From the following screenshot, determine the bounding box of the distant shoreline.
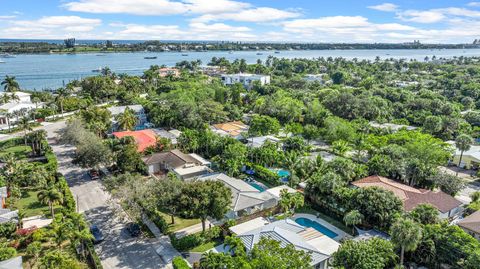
[2,39,480,55]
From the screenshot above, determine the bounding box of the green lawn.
[158,211,201,232]
[0,145,31,159]
[190,241,220,253]
[14,190,60,218]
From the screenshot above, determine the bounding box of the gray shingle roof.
[237,219,331,265]
[197,173,275,212]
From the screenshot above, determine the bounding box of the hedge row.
[249,163,281,186]
[170,226,221,252]
[0,137,23,150]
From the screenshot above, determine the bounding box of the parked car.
[88,170,100,180]
[127,222,141,237]
[90,225,104,244]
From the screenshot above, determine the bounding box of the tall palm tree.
[18,117,33,146]
[390,217,423,267]
[55,87,70,116]
[37,187,63,219]
[343,210,364,234]
[455,134,474,173]
[116,107,137,131]
[1,75,20,92]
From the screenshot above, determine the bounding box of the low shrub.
[170,233,204,252]
[172,256,190,269]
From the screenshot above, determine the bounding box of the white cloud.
[0,16,102,39]
[193,7,301,23]
[189,22,250,32]
[368,3,398,12]
[183,0,251,14]
[281,16,419,43]
[0,15,16,20]
[64,0,269,17]
[397,7,480,24]
[64,0,187,16]
[107,22,254,40]
[64,0,300,23]
[467,2,480,7]
[397,10,446,23]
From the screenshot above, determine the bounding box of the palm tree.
[32,96,41,109]
[343,210,364,234]
[391,218,423,267]
[116,107,137,131]
[18,117,33,146]
[37,187,63,219]
[455,134,474,174]
[55,87,70,116]
[0,93,10,105]
[224,235,245,256]
[1,75,20,92]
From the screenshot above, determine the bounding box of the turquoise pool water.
[248,182,266,192]
[269,169,290,182]
[295,218,338,239]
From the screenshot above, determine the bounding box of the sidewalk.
[142,216,180,267]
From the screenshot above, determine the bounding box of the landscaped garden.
[0,133,102,268]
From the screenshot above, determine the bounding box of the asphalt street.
[44,121,167,269]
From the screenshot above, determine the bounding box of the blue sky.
[1,0,480,43]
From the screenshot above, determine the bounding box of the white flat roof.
[189,153,211,166]
[229,217,269,235]
[173,165,209,176]
[265,185,296,199]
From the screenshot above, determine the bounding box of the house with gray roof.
[197,173,277,219]
[143,149,211,179]
[231,218,340,269]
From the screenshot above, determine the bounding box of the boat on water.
[0,60,5,64]
[181,54,188,56]
[256,52,263,55]
[229,51,234,54]
[0,53,15,58]
[92,67,102,73]
[144,56,157,59]
[96,54,106,56]
[274,51,280,54]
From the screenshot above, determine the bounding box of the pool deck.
[292,213,347,242]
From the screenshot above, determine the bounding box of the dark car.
[127,223,141,237]
[90,225,104,244]
[88,170,100,180]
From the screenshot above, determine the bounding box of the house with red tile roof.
[112,129,157,152]
[352,175,463,219]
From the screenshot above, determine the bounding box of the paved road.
[44,121,169,269]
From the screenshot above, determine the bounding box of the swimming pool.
[295,217,338,238]
[269,169,290,182]
[248,182,266,192]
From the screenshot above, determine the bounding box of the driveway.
[45,121,168,269]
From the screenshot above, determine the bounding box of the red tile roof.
[112,129,157,152]
[352,175,462,213]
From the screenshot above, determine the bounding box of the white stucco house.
[221,73,270,88]
[0,91,36,125]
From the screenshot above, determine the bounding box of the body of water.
[1,49,480,90]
